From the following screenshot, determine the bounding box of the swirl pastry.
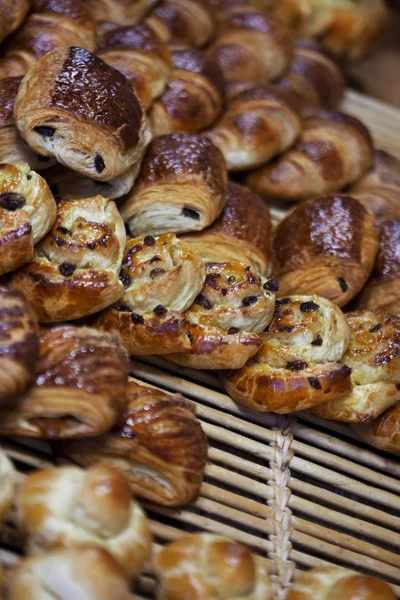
[0,163,57,276]
[352,402,400,454]
[0,0,29,45]
[153,533,272,600]
[9,195,126,322]
[14,47,151,182]
[87,0,158,26]
[0,449,16,525]
[17,465,152,578]
[223,295,352,413]
[62,381,208,507]
[150,48,225,136]
[310,311,400,422]
[204,85,301,171]
[120,134,227,237]
[273,194,379,307]
[246,111,373,202]
[0,325,129,439]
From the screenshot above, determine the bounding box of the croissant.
[86,0,157,25]
[8,195,126,322]
[273,194,380,307]
[223,295,352,413]
[153,533,272,600]
[149,48,225,136]
[14,47,151,182]
[352,402,400,454]
[246,111,374,202]
[62,381,208,507]
[0,325,129,439]
[309,310,400,422]
[94,233,205,355]
[204,85,301,171]
[120,134,227,237]
[0,0,29,45]
[0,449,16,526]
[0,163,57,276]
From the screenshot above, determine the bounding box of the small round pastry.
[87,0,158,25]
[8,195,126,322]
[94,233,205,355]
[0,163,57,276]
[223,295,352,413]
[153,533,272,600]
[0,449,17,525]
[0,0,29,45]
[310,311,400,422]
[352,402,400,454]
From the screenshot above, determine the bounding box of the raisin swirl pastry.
[0,448,17,525]
[62,381,208,507]
[352,402,400,454]
[310,311,400,422]
[0,325,129,439]
[95,233,205,355]
[0,163,57,276]
[0,0,29,45]
[223,295,352,413]
[9,195,126,322]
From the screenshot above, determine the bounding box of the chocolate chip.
[34,126,55,137]
[131,312,144,324]
[0,193,26,211]
[246,272,258,284]
[57,226,70,235]
[286,360,308,371]
[150,268,165,278]
[183,207,200,220]
[154,304,167,316]
[276,297,291,306]
[56,239,66,247]
[369,323,382,333]
[281,326,293,332]
[221,288,227,296]
[308,377,322,389]
[264,278,279,292]
[205,273,220,289]
[94,154,105,173]
[227,327,240,334]
[338,278,348,292]
[120,274,131,288]
[311,334,323,346]
[300,301,319,312]
[27,174,32,180]
[228,276,236,284]
[144,235,155,246]
[59,263,76,277]
[196,295,212,309]
[243,296,258,306]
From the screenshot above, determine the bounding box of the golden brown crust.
[0,0,29,44]
[87,0,158,26]
[352,402,400,454]
[0,449,17,525]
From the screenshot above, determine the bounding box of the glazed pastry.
[0,287,39,408]
[0,0,29,44]
[246,111,373,202]
[0,325,129,439]
[310,311,400,422]
[352,402,400,454]
[204,85,301,171]
[168,261,276,370]
[182,182,272,277]
[273,194,379,307]
[146,0,215,48]
[149,48,225,136]
[17,465,152,578]
[153,533,272,600]
[14,47,151,182]
[223,295,352,413]
[0,163,57,276]
[120,134,227,237]
[62,381,208,507]
[97,24,172,110]
[0,449,16,525]
[87,0,158,26]
[8,195,126,322]
[7,547,135,600]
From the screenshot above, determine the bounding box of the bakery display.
[0,0,29,45]
[0,449,16,526]
[352,402,400,454]
[146,0,215,48]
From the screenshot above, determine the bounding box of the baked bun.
[62,381,208,507]
[168,261,276,370]
[149,48,225,136]
[14,46,151,182]
[87,0,157,25]
[223,295,352,413]
[0,325,129,439]
[273,194,379,307]
[0,0,29,44]
[7,547,135,600]
[0,449,16,525]
[182,182,272,277]
[0,287,39,408]
[310,311,400,422]
[204,85,301,171]
[0,163,57,275]
[246,111,373,202]
[352,402,400,454]
[8,195,126,322]
[120,134,227,237]
[94,233,205,356]
[153,533,272,600]
[146,0,215,48]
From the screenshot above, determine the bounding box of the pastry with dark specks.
[352,402,400,454]
[0,448,16,526]
[0,0,29,45]
[146,0,215,48]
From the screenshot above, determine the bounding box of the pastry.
[352,402,400,454]
[211,0,274,23]
[149,48,225,136]
[0,449,16,525]
[17,465,151,578]
[153,533,272,600]
[0,325,129,438]
[0,163,57,276]
[223,295,352,413]
[0,0,29,45]
[204,85,301,171]
[310,310,400,422]
[120,134,227,237]
[87,0,158,26]
[146,0,215,48]
[246,111,373,202]
[94,232,204,355]
[8,195,126,322]
[62,381,208,507]
[273,194,379,307]
[14,47,151,182]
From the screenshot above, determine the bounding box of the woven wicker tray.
[1,90,400,600]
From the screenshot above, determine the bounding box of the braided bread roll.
[0,0,29,45]
[223,295,352,413]
[87,0,157,25]
[94,233,205,355]
[246,112,373,202]
[0,449,16,526]
[352,402,400,454]
[153,533,272,600]
[62,381,208,507]
[149,48,225,136]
